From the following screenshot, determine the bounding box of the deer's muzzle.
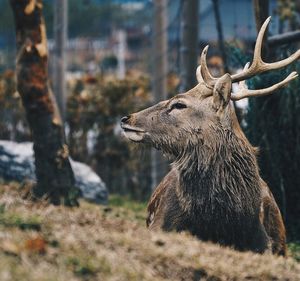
[121,116,146,142]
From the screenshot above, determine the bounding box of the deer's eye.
[170,102,187,111]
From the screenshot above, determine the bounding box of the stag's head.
[121,17,299,157]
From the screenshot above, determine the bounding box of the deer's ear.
[213,74,232,112]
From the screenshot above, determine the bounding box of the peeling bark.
[10,0,78,206]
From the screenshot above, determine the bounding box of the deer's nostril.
[121,115,131,124]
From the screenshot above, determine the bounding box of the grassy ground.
[0,182,299,281]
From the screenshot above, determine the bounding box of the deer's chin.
[123,131,145,142]
[121,124,146,143]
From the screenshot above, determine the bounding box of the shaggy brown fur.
[121,78,286,255]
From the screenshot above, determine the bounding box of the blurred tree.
[212,0,228,73]
[277,0,299,31]
[0,0,52,41]
[10,0,78,206]
[152,0,169,189]
[0,70,29,141]
[179,0,199,91]
[68,0,129,37]
[100,55,118,71]
[67,74,152,199]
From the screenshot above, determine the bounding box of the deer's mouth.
[121,124,146,142]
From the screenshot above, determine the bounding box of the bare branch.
[268,30,300,47]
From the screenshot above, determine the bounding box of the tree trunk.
[211,0,229,73]
[10,0,78,206]
[179,0,199,92]
[53,0,68,121]
[252,0,270,59]
[152,0,169,190]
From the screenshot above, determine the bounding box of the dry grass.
[0,183,299,281]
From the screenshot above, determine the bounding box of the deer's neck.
[174,131,261,217]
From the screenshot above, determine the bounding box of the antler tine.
[231,64,298,101]
[236,62,250,89]
[231,16,300,83]
[252,17,270,66]
[196,65,204,83]
[200,45,217,86]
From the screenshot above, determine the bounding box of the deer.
[120,17,300,255]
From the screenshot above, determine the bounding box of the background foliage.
[245,51,300,240]
[0,71,155,200]
[227,43,300,240]
[67,73,153,199]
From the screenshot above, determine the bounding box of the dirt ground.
[0,182,299,281]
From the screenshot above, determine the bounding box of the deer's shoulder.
[146,169,178,229]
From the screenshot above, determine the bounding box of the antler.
[231,17,300,83]
[231,63,298,101]
[200,46,216,86]
[196,65,204,83]
[198,16,300,88]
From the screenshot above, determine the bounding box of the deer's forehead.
[169,94,187,102]
[171,92,211,104]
